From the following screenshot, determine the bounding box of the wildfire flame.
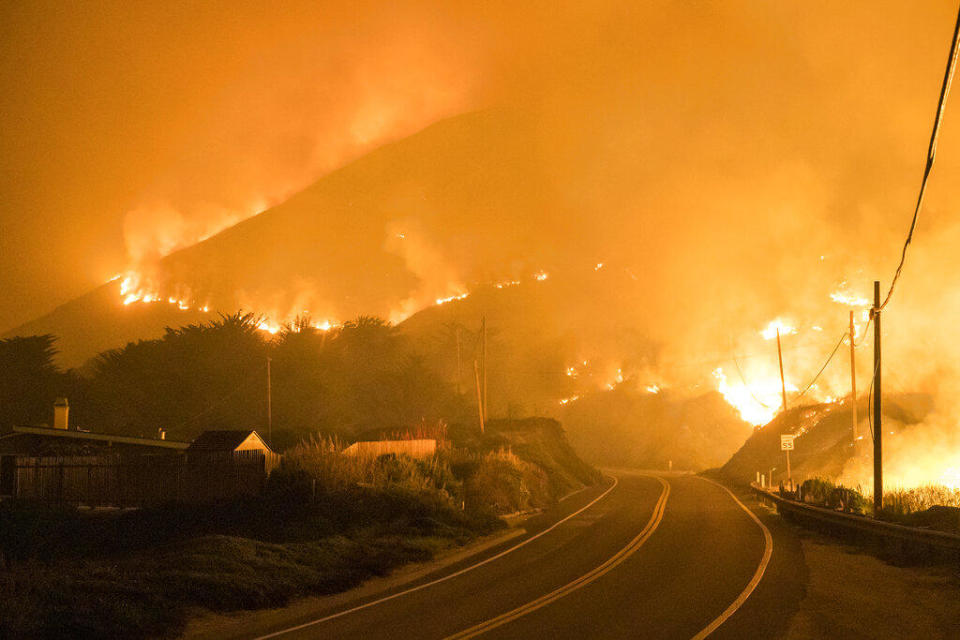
[435,292,469,305]
[829,290,870,307]
[712,366,796,426]
[760,318,796,340]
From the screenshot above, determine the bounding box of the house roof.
[0,425,190,450]
[187,430,271,452]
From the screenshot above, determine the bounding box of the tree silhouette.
[0,335,63,428]
[57,312,466,447]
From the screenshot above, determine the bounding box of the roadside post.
[781,434,795,488]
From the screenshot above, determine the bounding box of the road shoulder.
[783,528,960,640]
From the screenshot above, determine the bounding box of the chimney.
[53,398,70,430]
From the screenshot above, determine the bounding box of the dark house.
[186,430,274,456]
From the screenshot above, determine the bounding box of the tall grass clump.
[280,434,461,500]
[463,448,552,515]
[798,477,869,514]
[882,485,960,515]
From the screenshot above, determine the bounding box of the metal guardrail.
[750,484,960,559]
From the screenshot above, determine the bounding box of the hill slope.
[3,110,552,367]
[720,394,933,487]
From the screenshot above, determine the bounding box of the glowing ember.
[533,270,549,281]
[558,395,580,405]
[313,320,337,331]
[646,384,661,394]
[594,263,604,271]
[605,368,624,391]
[257,321,282,334]
[494,279,521,289]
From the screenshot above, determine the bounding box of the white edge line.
[444,475,671,640]
[251,475,620,640]
[689,477,774,640]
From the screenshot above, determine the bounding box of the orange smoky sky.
[2,0,960,341]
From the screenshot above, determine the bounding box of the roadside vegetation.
[0,435,556,639]
[0,420,596,638]
[1,315,600,638]
[784,477,960,533]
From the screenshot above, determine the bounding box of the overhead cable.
[880,4,960,310]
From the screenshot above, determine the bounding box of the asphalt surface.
[243,471,804,640]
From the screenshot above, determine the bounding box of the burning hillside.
[5,104,960,487]
[719,394,952,490]
[8,1,960,490]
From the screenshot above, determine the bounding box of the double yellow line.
[444,476,671,640]
[253,476,621,640]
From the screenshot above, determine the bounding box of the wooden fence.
[9,451,276,507]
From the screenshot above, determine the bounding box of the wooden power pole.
[481,316,488,421]
[776,327,791,485]
[266,356,272,446]
[849,310,858,442]
[455,326,462,396]
[776,328,788,412]
[474,360,485,433]
[873,281,883,514]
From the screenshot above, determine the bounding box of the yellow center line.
[252,475,621,640]
[444,475,671,640]
[688,477,773,640]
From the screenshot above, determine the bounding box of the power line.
[733,356,776,409]
[852,314,873,348]
[793,331,848,401]
[880,3,960,311]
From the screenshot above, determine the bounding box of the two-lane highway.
[238,471,801,640]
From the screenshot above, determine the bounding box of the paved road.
[244,472,804,640]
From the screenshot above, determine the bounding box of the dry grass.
[282,436,553,515]
[282,434,459,498]
[882,485,960,515]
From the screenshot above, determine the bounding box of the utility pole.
[873,280,883,514]
[473,360,485,433]
[455,326,462,396]
[266,356,272,446]
[776,328,788,413]
[849,310,858,442]
[785,448,791,486]
[481,316,488,421]
[776,328,791,486]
